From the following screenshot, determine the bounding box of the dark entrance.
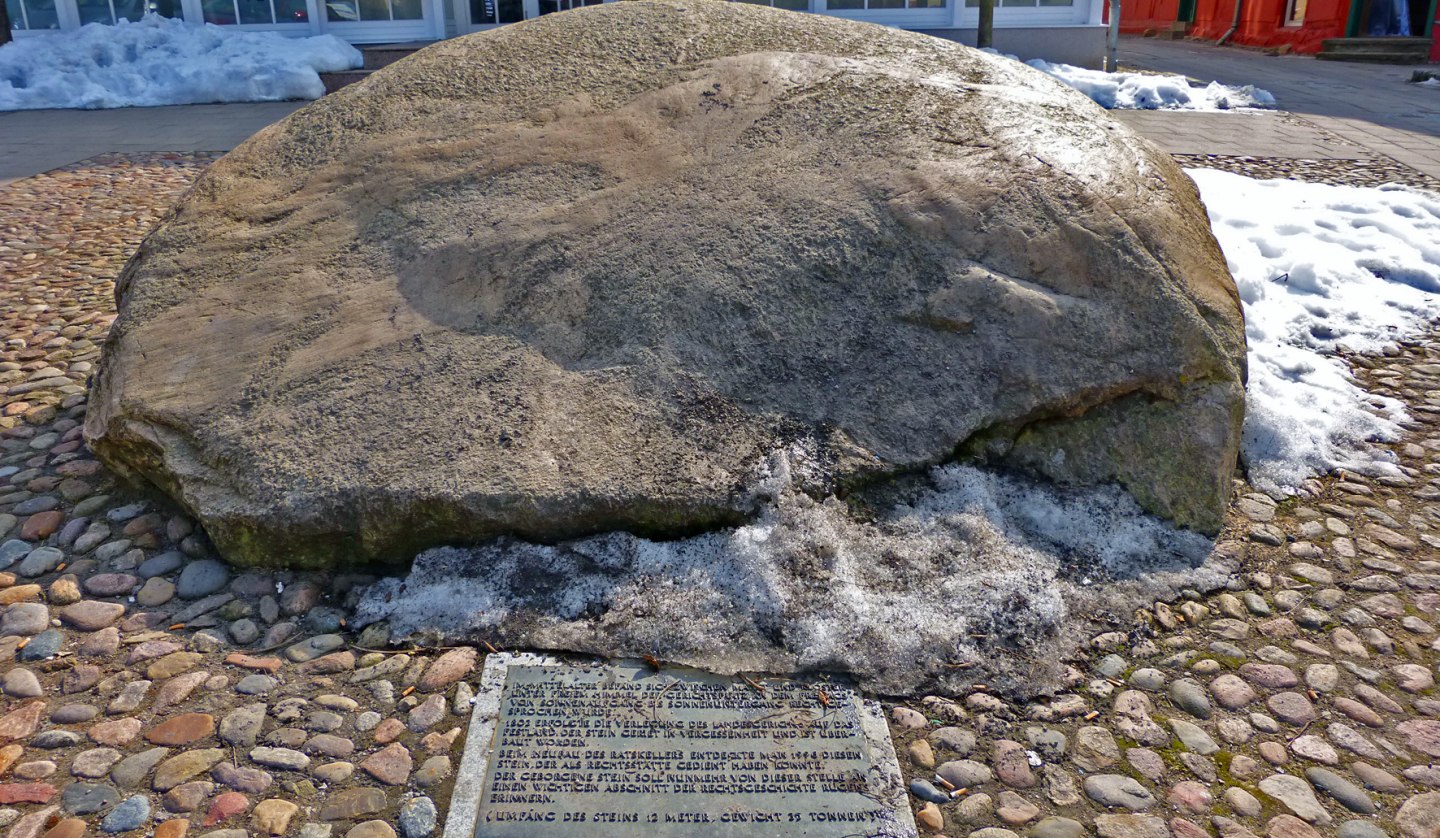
[1356,0,1434,35]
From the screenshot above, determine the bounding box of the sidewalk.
[0,101,305,187]
[1114,35,1440,179]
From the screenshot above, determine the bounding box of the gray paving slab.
[0,101,306,185]
[1115,36,1440,180]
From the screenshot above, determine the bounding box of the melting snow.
[1027,59,1276,110]
[1188,168,1440,491]
[0,14,360,111]
[355,458,1225,696]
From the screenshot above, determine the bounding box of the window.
[966,0,1071,7]
[1284,0,1305,24]
[470,0,521,23]
[73,0,172,23]
[326,0,415,21]
[829,0,945,8]
[5,0,60,28]
[206,0,307,22]
[738,0,810,10]
[538,0,600,13]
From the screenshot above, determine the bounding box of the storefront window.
[6,0,61,27]
[75,0,112,22]
[829,0,945,9]
[469,0,521,24]
[538,0,600,13]
[272,0,307,21]
[738,0,809,11]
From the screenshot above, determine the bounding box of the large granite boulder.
[86,0,1245,569]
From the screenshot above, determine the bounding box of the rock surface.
[86,0,1245,571]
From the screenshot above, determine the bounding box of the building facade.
[1119,0,1437,55]
[6,0,1108,65]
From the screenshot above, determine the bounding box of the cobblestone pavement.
[2,149,1440,838]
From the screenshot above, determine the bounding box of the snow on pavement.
[1028,59,1276,110]
[1188,168,1440,492]
[0,15,361,111]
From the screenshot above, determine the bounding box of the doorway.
[1356,0,1433,35]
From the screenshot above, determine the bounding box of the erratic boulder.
[87,0,1245,569]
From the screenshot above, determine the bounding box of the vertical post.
[977,0,994,48]
[0,0,12,46]
[1106,0,1120,70]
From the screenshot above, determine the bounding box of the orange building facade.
[1118,0,1436,55]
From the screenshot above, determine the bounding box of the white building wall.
[8,0,1103,65]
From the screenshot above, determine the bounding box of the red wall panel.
[1119,0,1350,52]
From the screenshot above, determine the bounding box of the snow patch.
[1188,168,1440,491]
[355,460,1225,696]
[1026,58,1276,110]
[0,15,361,111]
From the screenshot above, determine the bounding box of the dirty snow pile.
[356,455,1223,697]
[0,15,360,111]
[1188,168,1440,492]
[1028,59,1276,110]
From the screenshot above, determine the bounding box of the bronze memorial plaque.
[449,656,914,837]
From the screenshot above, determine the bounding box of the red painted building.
[1118,0,1436,58]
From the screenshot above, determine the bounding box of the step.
[1320,36,1429,49]
[1316,49,1430,63]
[1318,37,1429,58]
[320,69,377,93]
[361,41,438,71]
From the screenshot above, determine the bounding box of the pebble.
[16,547,63,577]
[320,787,387,821]
[252,799,299,835]
[152,749,225,791]
[1267,692,1318,725]
[110,747,168,789]
[60,782,119,815]
[1083,774,1155,811]
[1259,774,1332,825]
[1168,680,1211,719]
[347,822,396,838]
[0,602,49,636]
[1168,718,1218,755]
[1305,767,1376,813]
[408,694,447,731]
[1397,791,1440,838]
[212,762,273,794]
[18,627,62,660]
[60,600,125,631]
[398,797,437,838]
[138,551,186,578]
[2,668,42,698]
[146,713,216,746]
[360,742,412,785]
[249,747,310,771]
[71,748,122,778]
[136,578,175,606]
[101,795,150,833]
[285,633,345,662]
